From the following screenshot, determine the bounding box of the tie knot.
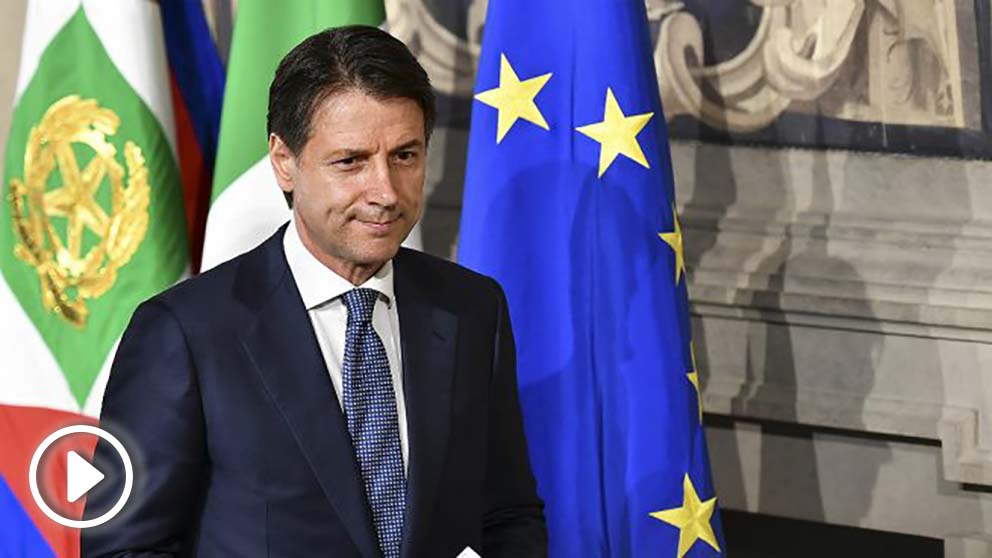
[343,288,380,324]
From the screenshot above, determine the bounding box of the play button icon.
[29,424,133,529]
[66,450,105,503]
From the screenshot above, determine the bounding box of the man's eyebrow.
[327,148,372,160]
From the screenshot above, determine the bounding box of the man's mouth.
[356,217,399,234]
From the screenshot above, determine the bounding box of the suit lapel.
[394,250,458,558]
[238,229,379,558]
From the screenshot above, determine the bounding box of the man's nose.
[367,157,399,207]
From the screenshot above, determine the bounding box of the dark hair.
[267,25,436,206]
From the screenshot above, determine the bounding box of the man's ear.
[269,133,297,196]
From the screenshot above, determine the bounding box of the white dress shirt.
[283,217,409,470]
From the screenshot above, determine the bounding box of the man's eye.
[334,157,358,167]
[395,151,416,162]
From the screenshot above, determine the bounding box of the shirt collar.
[283,215,395,310]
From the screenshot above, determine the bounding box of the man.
[82,26,546,558]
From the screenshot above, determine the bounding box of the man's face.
[270,88,426,277]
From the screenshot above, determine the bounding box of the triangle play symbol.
[66,450,104,503]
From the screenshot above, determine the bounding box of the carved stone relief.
[655,0,972,131]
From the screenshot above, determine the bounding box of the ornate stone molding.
[654,0,968,131]
[940,407,992,485]
[655,0,868,130]
[655,1,795,132]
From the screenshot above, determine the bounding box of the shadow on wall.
[751,145,884,523]
[679,93,894,527]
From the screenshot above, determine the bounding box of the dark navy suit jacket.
[81,226,546,557]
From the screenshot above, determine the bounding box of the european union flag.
[458,1,726,556]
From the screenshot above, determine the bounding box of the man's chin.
[350,241,403,268]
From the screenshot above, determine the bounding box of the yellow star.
[688,342,702,423]
[474,53,552,143]
[650,474,721,558]
[575,87,653,177]
[658,205,685,285]
[44,146,110,259]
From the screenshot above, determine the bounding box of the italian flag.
[200,1,386,271]
[0,0,187,554]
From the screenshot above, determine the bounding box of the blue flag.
[0,474,53,558]
[458,1,726,556]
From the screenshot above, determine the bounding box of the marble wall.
[0,1,26,166]
[677,141,992,554]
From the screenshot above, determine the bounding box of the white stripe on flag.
[0,276,82,413]
[13,0,79,104]
[202,157,290,271]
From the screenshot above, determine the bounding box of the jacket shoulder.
[396,248,503,298]
[148,231,283,321]
[153,253,241,310]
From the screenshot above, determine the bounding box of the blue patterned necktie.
[342,288,406,558]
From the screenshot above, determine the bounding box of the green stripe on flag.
[1,8,187,406]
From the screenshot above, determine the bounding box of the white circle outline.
[28,424,133,529]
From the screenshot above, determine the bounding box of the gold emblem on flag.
[7,95,150,327]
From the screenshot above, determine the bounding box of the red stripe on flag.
[0,404,98,558]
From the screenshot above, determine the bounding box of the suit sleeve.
[482,280,548,557]
[81,299,207,558]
